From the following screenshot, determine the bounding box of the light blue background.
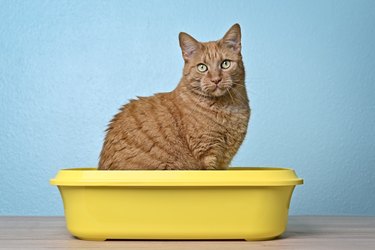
[0,0,374,216]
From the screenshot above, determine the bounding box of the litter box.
[50,167,303,241]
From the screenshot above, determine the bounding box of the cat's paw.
[202,155,218,169]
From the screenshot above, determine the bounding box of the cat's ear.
[221,23,241,53]
[179,32,200,61]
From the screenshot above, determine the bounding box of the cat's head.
[179,24,244,98]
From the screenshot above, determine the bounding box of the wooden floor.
[0,216,374,249]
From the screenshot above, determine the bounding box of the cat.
[98,24,250,170]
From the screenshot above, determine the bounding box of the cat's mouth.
[203,84,231,97]
[210,87,226,97]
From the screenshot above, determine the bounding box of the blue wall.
[0,0,374,216]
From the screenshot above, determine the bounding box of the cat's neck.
[173,79,249,112]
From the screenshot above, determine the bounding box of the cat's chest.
[215,107,249,127]
[216,108,250,141]
[184,105,250,143]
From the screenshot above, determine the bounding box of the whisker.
[231,83,247,88]
[230,88,249,106]
[231,83,258,97]
[227,89,235,105]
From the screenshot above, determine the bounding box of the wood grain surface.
[0,216,374,249]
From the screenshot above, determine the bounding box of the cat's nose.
[211,77,222,85]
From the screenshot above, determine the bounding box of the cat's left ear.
[221,23,241,53]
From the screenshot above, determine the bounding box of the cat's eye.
[197,64,208,73]
[221,60,231,69]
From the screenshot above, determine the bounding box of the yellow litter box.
[50,167,303,241]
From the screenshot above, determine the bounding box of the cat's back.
[116,92,183,134]
[99,92,186,170]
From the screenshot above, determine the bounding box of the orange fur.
[99,24,250,170]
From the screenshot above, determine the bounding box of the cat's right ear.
[179,32,200,61]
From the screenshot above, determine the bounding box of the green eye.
[221,60,231,69]
[197,64,208,72]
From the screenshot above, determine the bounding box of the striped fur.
[98,24,250,170]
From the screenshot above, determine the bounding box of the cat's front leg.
[202,155,218,170]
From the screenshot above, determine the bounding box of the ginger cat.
[99,24,250,170]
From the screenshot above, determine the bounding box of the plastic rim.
[50,167,304,187]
